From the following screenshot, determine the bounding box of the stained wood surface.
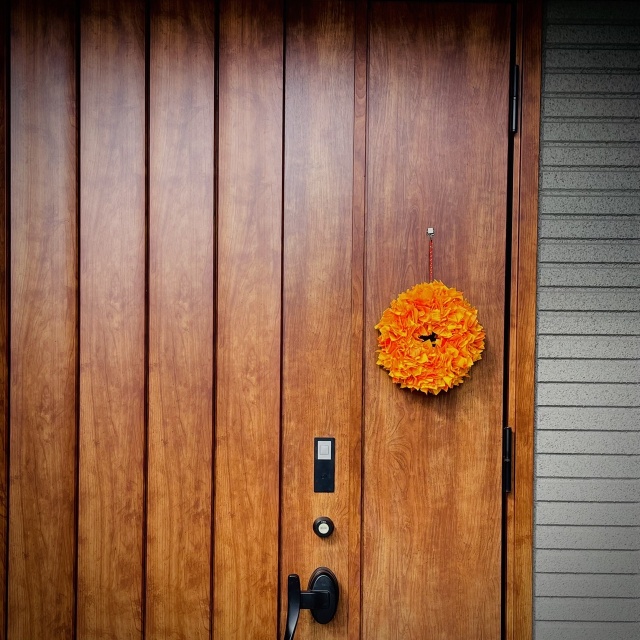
[213,1,283,638]
[8,1,77,637]
[0,2,542,637]
[280,1,355,638]
[509,2,542,638]
[347,2,368,638]
[147,1,214,637]
[0,5,7,637]
[77,1,145,637]
[363,3,511,638]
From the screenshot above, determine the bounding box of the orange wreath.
[375,280,485,395]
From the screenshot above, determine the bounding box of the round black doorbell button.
[313,516,335,539]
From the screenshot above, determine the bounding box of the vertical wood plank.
[214,1,283,637]
[280,2,355,638]
[348,2,367,639]
[506,4,525,636]
[147,1,214,637]
[77,1,145,637]
[506,3,525,638]
[0,3,7,638]
[363,3,511,638]
[509,1,542,638]
[8,1,77,637]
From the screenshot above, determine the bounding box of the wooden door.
[1,1,516,638]
[362,4,510,638]
[280,2,511,638]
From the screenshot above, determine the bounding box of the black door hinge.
[510,64,519,134]
[503,427,513,493]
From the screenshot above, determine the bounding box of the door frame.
[506,1,542,639]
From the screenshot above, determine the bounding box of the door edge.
[505,2,542,640]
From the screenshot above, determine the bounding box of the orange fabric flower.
[375,281,485,395]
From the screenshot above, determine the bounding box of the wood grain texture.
[348,2,367,638]
[280,2,355,638]
[8,1,77,637]
[77,1,145,637]
[363,3,511,638]
[509,2,542,639]
[0,4,7,638]
[147,1,214,637]
[506,4,524,636]
[213,1,283,638]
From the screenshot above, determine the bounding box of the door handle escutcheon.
[284,567,339,640]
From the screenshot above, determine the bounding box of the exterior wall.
[534,1,640,638]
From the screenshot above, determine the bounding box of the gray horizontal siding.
[539,218,639,239]
[537,407,640,430]
[537,383,638,405]
[538,432,640,454]
[537,478,640,502]
[540,170,640,191]
[536,621,640,640]
[537,311,640,334]
[537,503,640,526]
[546,25,640,46]
[543,97,640,118]
[545,73,640,95]
[539,265,640,287]
[536,574,639,597]
[538,288,640,311]
[536,526,640,549]
[546,49,640,70]
[537,360,640,383]
[540,196,640,215]
[536,454,639,478]
[539,241,640,263]
[536,549,639,573]
[536,597,638,622]
[546,2,640,24]
[542,147,640,168]
[542,121,640,142]
[535,2,640,637]
[538,335,640,359]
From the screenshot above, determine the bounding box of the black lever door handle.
[284,567,339,640]
[285,574,301,640]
